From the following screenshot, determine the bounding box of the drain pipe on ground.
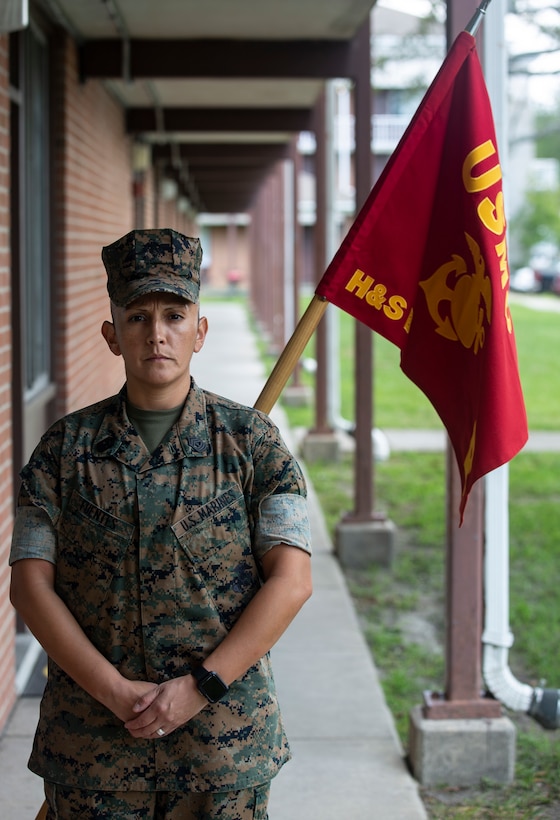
[483,465,560,729]
[332,414,391,462]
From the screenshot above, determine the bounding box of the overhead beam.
[81,39,356,80]
[151,143,291,164]
[126,107,314,133]
[200,191,258,210]
[154,142,291,213]
[164,167,271,186]
[161,162,278,212]
[186,168,271,181]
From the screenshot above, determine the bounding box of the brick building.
[0,0,376,739]
[0,15,197,733]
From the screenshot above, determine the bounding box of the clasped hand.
[117,674,207,738]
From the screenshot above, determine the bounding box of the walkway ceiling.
[38,0,376,213]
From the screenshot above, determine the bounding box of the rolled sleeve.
[253,493,311,562]
[9,506,57,565]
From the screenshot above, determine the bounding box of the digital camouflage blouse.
[12,381,311,792]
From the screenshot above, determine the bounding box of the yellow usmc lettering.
[462,140,502,194]
[463,138,512,332]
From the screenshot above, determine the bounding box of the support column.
[283,139,312,407]
[335,15,395,569]
[301,89,339,463]
[425,455,500,719]
[408,0,515,786]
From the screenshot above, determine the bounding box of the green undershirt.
[127,401,183,454]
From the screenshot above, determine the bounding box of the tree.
[510,187,560,255]
[508,0,560,66]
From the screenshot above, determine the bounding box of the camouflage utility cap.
[102,228,202,307]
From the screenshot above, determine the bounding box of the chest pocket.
[172,487,260,628]
[57,490,135,632]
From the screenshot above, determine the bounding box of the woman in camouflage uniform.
[10,229,312,819]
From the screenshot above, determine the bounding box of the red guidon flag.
[316,31,528,521]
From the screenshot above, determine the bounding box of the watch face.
[201,672,228,702]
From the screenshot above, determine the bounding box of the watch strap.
[192,665,211,685]
[192,664,229,703]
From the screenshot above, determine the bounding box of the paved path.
[328,427,560,455]
[509,291,560,313]
[195,301,428,818]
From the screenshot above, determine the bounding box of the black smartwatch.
[192,665,229,703]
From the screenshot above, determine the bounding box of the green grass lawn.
[272,295,560,818]
[510,301,560,430]
[305,446,560,818]
[277,299,560,431]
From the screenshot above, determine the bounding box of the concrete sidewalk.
[194,302,427,818]
[0,300,427,819]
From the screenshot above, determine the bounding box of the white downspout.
[483,467,560,729]
[482,465,533,712]
[481,0,559,730]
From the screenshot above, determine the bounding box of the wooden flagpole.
[35,802,47,820]
[254,294,329,413]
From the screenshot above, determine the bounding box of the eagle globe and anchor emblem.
[418,231,494,482]
[419,231,493,355]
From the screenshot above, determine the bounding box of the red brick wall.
[50,33,197,419]
[0,33,16,733]
[1,28,197,736]
[50,31,134,418]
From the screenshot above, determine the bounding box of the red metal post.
[346,15,384,522]
[312,89,332,434]
[290,137,303,388]
[424,0,500,720]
